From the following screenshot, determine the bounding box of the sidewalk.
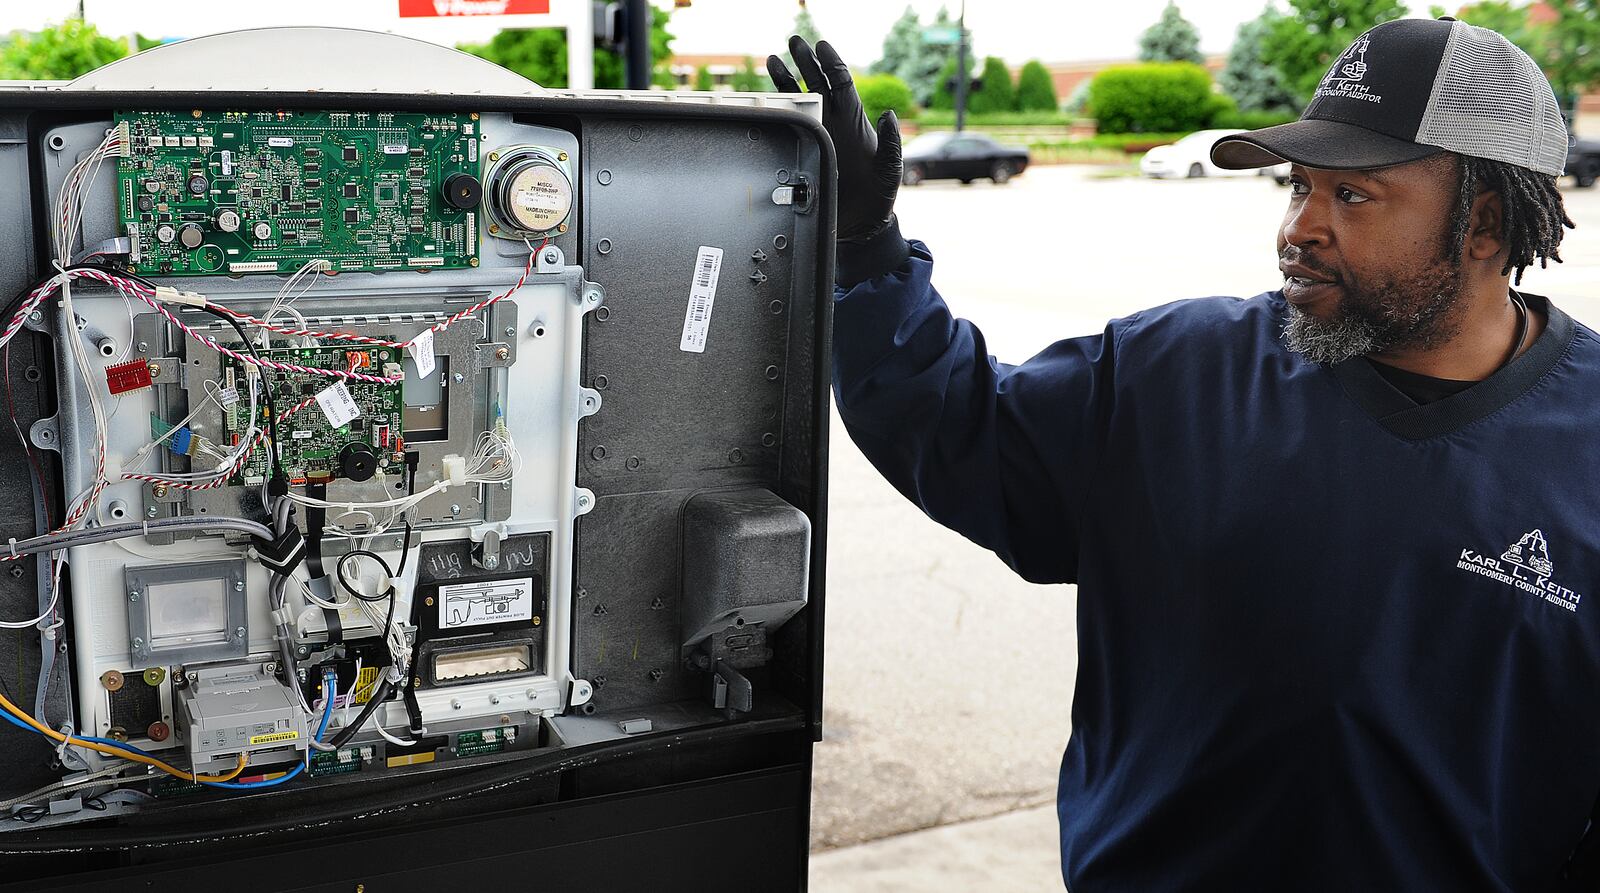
[810,804,1064,892]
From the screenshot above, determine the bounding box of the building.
[666,53,764,90]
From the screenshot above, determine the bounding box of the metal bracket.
[536,244,565,273]
[574,487,596,517]
[577,387,601,419]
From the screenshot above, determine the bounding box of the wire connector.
[252,524,306,577]
[152,286,206,308]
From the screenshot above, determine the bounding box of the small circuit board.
[115,109,480,275]
[222,346,406,486]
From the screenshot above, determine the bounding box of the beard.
[1281,254,1465,365]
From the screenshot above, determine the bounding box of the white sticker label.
[408,328,437,380]
[679,246,724,353]
[382,144,409,155]
[267,136,295,148]
[438,577,536,630]
[291,429,314,440]
[315,381,361,428]
[216,386,240,407]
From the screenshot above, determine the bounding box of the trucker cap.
[1211,17,1568,177]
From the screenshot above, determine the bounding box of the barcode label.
[679,246,724,353]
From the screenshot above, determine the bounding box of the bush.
[967,56,1015,115]
[1087,62,1217,133]
[856,73,917,124]
[916,110,1074,126]
[1016,60,1059,112]
[1211,108,1299,130]
[0,18,129,80]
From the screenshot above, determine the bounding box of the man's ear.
[1466,189,1506,263]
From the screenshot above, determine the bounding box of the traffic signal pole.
[954,0,967,132]
[624,0,651,90]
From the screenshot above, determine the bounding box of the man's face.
[1276,155,1464,364]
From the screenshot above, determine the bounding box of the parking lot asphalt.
[810,164,1600,884]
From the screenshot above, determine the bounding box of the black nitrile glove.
[768,36,910,285]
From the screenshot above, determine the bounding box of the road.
[810,164,1600,872]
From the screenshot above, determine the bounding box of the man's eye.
[1288,179,1309,196]
[1337,187,1369,204]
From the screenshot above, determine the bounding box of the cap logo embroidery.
[1316,36,1382,104]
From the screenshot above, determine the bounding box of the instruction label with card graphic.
[438,577,537,630]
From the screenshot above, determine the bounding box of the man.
[770,17,1596,891]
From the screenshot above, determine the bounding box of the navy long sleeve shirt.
[833,239,1600,891]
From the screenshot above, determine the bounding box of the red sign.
[399,0,550,16]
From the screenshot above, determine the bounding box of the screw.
[490,694,502,705]
[235,626,246,639]
[532,615,541,626]
[489,151,501,162]
[146,506,158,518]
[650,597,664,610]
[132,637,144,649]
[484,554,499,569]
[424,596,435,606]
[558,151,568,161]
[449,504,460,515]
[148,363,162,377]
[137,341,148,352]
[494,346,510,361]
[128,591,140,602]
[648,669,663,682]
[234,580,244,591]
[577,494,590,508]
[451,699,462,710]
[543,250,559,265]
[412,677,422,688]
[151,482,168,498]
[453,372,464,383]
[503,326,515,337]
[297,646,310,658]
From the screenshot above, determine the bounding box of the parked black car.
[902,131,1030,186]
[1569,133,1600,188]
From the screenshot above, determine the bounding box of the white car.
[1139,129,1260,179]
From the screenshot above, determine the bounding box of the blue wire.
[199,760,305,790]
[201,671,333,790]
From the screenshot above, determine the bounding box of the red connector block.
[105,358,153,395]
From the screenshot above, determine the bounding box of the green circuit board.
[222,346,406,487]
[115,109,480,276]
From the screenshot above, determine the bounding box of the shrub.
[856,72,918,124]
[967,56,1015,115]
[1016,60,1059,112]
[1087,62,1216,133]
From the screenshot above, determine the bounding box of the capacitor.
[187,174,208,196]
[178,224,204,249]
[216,209,241,233]
[143,179,162,194]
[137,195,155,212]
[253,221,273,240]
[155,224,177,244]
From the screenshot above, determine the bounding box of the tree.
[967,56,1015,114]
[694,64,714,91]
[871,6,947,106]
[856,73,917,124]
[1220,6,1299,115]
[929,53,976,111]
[781,7,824,83]
[1531,0,1600,116]
[461,6,675,89]
[0,18,129,81]
[1015,60,1059,112]
[1259,0,1405,105]
[731,56,771,92]
[1139,2,1204,65]
[1089,61,1218,133]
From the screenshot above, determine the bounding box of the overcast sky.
[8,0,1431,69]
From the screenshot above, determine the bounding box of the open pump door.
[0,28,830,891]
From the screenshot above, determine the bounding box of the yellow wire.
[0,690,247,783]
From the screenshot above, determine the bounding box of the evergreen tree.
[1260,0,1404,105]
[1015,60,1059,112]
[929,53,976,111]
[1220,6,1299,114]
[1138,2,1203,65]
[694,64,714,91]
[780,8,824,84]
[967,56,1015,115]
[871,6,948,106]
[731,56,771,92]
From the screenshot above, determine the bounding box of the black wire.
[0,714,806,850]
[195,305,280,482]
[394,454,419,578]
[326,678,394,750]
[336,550,396,604]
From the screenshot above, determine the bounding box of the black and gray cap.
[1212,17,1567,177]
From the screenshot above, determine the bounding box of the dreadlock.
[1445,154,1575,285]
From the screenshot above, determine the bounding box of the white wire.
[0,555,61,630]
